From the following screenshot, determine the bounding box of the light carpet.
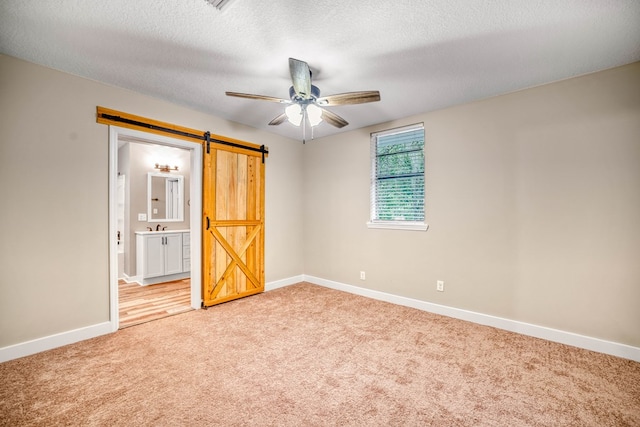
[1,283,639,426]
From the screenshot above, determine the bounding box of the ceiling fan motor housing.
[290,85,320,102]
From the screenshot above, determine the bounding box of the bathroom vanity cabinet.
[135,230,190,285]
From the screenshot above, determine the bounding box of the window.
[368,123,427,231]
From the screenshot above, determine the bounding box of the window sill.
[366,221,429,231]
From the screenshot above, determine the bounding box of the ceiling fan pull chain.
[302,109,307,144]
[311,118,315,141]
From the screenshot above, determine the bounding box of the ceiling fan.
[226,58,381,141]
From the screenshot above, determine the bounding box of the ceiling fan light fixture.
[285,104,302,126]
[225,58,380,139]
[307,104,323,126]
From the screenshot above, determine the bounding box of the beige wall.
[0,54,304,347]
[303,62,640,347]
[1,52,638,351]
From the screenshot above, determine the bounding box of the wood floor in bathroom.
[119,279,193,328]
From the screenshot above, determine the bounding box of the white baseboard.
[266,275,305,291]
[3,275,637,364]
[0,322,112,363]
[121,273,140,284]
[303,275,640,363]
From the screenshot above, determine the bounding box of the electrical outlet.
[360,271,366,280]
[436,280,444,292]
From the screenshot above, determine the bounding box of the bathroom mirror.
[147,172,184,222]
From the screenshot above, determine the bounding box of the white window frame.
[367,123,428,231]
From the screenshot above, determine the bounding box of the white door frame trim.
[108,126,202,332]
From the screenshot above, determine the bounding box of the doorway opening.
[118,278,191,328]
[108,126,202,331]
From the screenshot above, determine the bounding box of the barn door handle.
[206,217,210,230]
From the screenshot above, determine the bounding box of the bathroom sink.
[135,229,190,235]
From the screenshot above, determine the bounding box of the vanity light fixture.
[155,163,178,173]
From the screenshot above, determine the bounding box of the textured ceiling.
[1,0,639,141]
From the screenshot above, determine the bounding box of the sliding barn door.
[202,139,265,306]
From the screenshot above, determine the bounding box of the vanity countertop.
[135,229,190,235]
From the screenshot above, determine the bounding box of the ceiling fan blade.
[268,113,287,126]
[320,108,349,128]
[225,92,290,103]
[289,58,312,99]
[316,91,381,106]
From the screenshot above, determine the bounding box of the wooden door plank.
[236,155,248,292]
[208,226,260,289]
[246,157,257,283]
[258,155,266,285]
[209,225,261,298]
[202,144,217,300]
[210,220,261,226]
[227,151,238,294]
[215,150,229,295]
[208,141,264,158]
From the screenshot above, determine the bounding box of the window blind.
[370,124,425,223]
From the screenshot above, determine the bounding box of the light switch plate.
[138,213,147,221]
